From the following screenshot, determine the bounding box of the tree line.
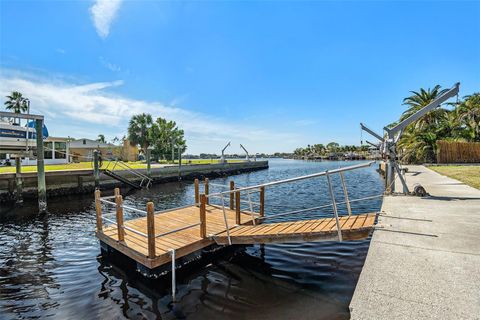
[293,142,369,158]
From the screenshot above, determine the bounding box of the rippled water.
[0,159,383,320]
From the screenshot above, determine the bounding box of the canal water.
[0,159,383,320]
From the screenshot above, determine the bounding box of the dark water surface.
[0,159,383,320]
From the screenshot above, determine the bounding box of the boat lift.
[361,82,460,195]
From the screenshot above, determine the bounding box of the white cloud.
[0,70,303,153]
[100,56,121,72]
[90,0,122,39]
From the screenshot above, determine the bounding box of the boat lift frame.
[361,82,460,194]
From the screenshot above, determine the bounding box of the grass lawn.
[0,159,244,174]
[429,166,480,190]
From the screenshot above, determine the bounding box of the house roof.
[69,138,116,149]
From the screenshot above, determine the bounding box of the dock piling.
[95,189,102,232]
[15,157,23,203]
[194,179,199,205]
[35,118,47,213]
[259,186,265,218]
[204,178,209,205]
[93,150,100,188]
[235,190,241,225]
[115,194,125,242]
[229,181,234,210]
[170,249,176,301]
[199,194,207,238]
[146,202,156,258]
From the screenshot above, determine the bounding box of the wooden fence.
[436,140,480,163]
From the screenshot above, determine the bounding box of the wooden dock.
[95,172,378,272]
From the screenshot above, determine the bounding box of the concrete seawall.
[350,165,480,319]
[0,161,268,202]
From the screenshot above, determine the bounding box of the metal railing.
[201,161,377,244]
[105,159,152,188]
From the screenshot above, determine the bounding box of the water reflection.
[0,159,383,319]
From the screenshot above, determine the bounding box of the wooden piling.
[146,148,151,177]
[204,178,209,205]
[114,187,120,196]
[15,157,23,203]
[115,195,125,242]
[229,181,235,210]
[146,202,156,258]
[35,118,47,212]
[94,189,102,232]
[259,186,265,218]
[194,179,199,205]
[235,190,241,225]
[199,194,207,238]
[93,150,100,188]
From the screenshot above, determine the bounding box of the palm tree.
[97,134,106,143]
[401,85,448,129]
[456,93,480,141]
[4,92,30,125]
[128,113,153,152]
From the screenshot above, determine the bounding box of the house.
[69,138,139,162]
[21,136,70,165]
[69,138,116,162]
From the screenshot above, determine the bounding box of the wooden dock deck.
[95,163,380,274]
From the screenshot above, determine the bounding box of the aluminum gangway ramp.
[102,159,152,189]
[213,213,377,245]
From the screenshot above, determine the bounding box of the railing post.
[95,189,102,232]
[229,180,235,210]
[259,186,265,218]
[146,202,156,258]
[339,172,352,216]
[326,171,343,241]
[204,178,209,205]
[115,194,125,242]
[194,178,199,205]
[199,194,207,238]
[235,190,241,225]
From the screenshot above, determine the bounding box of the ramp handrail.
[105,159,152,188]
[200,161,376,244]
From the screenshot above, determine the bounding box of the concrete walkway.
[350,165,480,320]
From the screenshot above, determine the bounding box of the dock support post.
[115,194,125,242]
[93,150,100,188]
[204,178,209,205]
[326,171,343,241]
[235,190,241,225]
[229,181,234,210]
[340,172,352,216]
[199,194,207,238]
[194,179,200,205]
[170,249,176,301]
[15,157,23,203]
[146,202,156,258]
[259,186,265,218]
[95,189,102,232]
[146,148,151,177]
[178,147,182,181]
[35,118,47,213]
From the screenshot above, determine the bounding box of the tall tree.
[127,113,153,152]
[4,91,29,114]
[97,134,106,143]
[148,117,186,161]
[456,93,480,141]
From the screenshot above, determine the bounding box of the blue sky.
[1,0,479,154]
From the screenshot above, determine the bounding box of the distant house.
[69,138,116,162]
[69,138,139,162]
[22,136,70,165]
